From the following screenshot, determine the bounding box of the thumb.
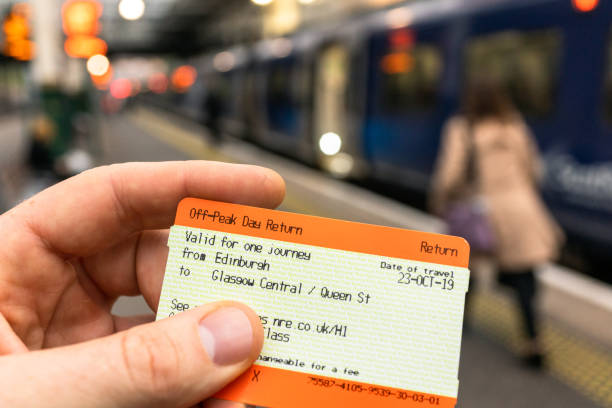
[0,301,263,408]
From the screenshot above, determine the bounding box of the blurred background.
[1,0,611,406]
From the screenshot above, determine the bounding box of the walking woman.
[429,78,564,367]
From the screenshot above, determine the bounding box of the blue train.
[153,0,612,281]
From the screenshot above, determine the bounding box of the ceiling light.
[251,0,273,6]
[118,0,145,21]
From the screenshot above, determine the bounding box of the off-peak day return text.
[189,207,303,235]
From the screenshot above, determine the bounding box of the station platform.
[1,109,611,408]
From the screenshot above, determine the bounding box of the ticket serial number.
[308,377,442,405]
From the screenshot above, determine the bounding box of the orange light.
[171,65,197,92]
[2,5,34,61]
[381,52,414,75]
[5,39,34,60]
[62,0,102,36]
[64,35,107,58]
[573,0,598,12]
[3,14,29,39]
[110,78,132,99]
[91,65,113,90]
[148,72,169,94]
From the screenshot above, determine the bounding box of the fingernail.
[198,307,253,365]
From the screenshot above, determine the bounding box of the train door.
[262,57,301,151]
[312,43,352,176]
[242,68,262,141]
[363,24,449,191]
[246,62,270,146]
[223,68,246,137]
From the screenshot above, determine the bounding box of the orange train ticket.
[156,198,470,407]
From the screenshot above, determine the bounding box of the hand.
[0,161,285,408]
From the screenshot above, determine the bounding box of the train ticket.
[156,198,470,408]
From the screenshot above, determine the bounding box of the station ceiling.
[0,0,407,55]
[99,0,250,55]
[99,0,407,55]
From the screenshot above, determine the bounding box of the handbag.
[446,198,496,252]
[444,123,496,252]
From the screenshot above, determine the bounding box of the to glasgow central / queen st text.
[189,207,304,236]
[210,268,372,303]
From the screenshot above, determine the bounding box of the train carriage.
[168,0,612,279]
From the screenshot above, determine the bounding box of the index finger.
[10,161,285,256]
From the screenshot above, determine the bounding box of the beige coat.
[430,116,564,270]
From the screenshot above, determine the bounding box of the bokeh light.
[91,66,113,90]
[110,78,132,99]
[86,54,110,76]
[572,0,599,12]
[118,0,145,21]
[319,132,342,156]
[270,38,293,58]
[62,0,102,36]
[381,52,413,74]
[386,7,413,29]
[327,153,354,177]
[213,51,236,72]
[251,0,273,6]
[64,35,107,58]
[171,65,197,92]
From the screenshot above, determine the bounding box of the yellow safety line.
[127,107,323,217]
[472,292,612,408]
[128,107,230,162]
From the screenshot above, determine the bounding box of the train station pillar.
[32,0,63,86]
[31,0,88,163]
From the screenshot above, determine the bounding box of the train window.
[267,61,295,106]
[465,29,561,117]
[604,29,612,122]
[379,44,442,113]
